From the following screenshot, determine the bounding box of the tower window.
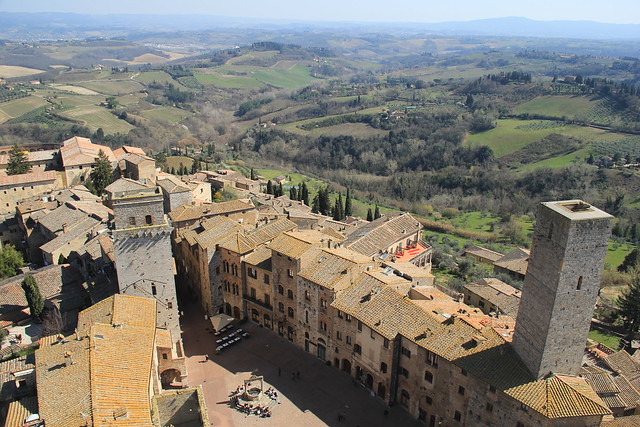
[152,283,157,296]
[145,215,152,225]
[129,217,136,226]
[577,276,583,290]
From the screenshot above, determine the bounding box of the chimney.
[64,351,73,366]
[62,223,68,233]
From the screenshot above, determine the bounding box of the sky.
[0,0,639,25]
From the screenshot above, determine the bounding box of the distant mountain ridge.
[0,13,638,41]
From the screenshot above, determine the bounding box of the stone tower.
[513,200,612,379]
[107,178,183,355]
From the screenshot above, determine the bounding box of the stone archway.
[377,382,386,399]
[161,369,182,387]
[225,303,231,315]
[233,306,241,319]
[342,359,352,374]
[366,373,374,389]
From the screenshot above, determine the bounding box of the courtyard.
[180,301,423,427]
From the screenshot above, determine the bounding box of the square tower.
[512,200,612,379]
[107,178,183,356]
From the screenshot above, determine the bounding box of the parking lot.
[180,301,422,427]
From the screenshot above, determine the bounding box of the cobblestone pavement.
[180,301,422,427]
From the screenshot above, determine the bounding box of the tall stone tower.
[513,200,612,379]
[107,178,183,355]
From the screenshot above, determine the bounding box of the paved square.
[181,301,422,426]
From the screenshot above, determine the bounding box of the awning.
[210,314,235,331]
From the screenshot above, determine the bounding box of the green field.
[466,119,627,158]
[307,123,388,138]
[140,107,191,123]
[0,96,48,118]
[194,73,262,89]
[133,71,177,85]
[519,148,590,170]
[514,95,597,118]
[605,241,636,269]
[59,105,134,134]
[253,65,315,89]
[76,79,145,95]
[588,330,621,349]
[166,156,194,171]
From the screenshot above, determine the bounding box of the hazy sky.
[0,0,639,25]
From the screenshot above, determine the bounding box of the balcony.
[243,294,273,310]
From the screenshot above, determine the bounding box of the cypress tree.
[337,193,344,220]
[319,186,330,216]
[266,180,273,195]
[301,182,309,206]
[374,205,381,220]
[250,167,256,180]
[171,166,176,175]
[277,183,284,197]
[289,186,298,201]
[22,274,44,320]
[344,188,352,217]
[311,195,319,213]
[617,269,640,341]
[366,208,373,222]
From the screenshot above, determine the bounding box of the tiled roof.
[603,350,640,377]
[122,152,154,165]
[169,200,255,223]
[36,294,157,426]
[0,264,83,313]
[244,246,272,271]
[158,175,191,194]
[0,353,35,400]
[60,136,116,167]
[98,234,114,262]
[343,212,421,257]
[0,148,57,165]
[37,204,87,235]
[463,278,521,317]
[602,415,640,426]
[220,218,297,254]
[268,232,319,259]
[494,248,530,275]
[319,226,346,242]
[66,200,113,221]
[104,177,154,196]
[299,248,373,291]
[4,395,38,427]
[192,217,244,249]
[121,145,146,156]
[504,374,610,419]
[40,216,101,254]
[0,170,58,187]
[462,245,504,262]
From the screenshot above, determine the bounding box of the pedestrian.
[205,354,208,361]
[278,367,281,376]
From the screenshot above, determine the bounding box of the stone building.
[243,246,274,328]
[169,200,257,231]
[297,248,373,361]
[0,171,61,215]
[59,136,116,187]
[493,248,530,281]
[158,174,193,214]
[463,278,521,317]
[174,216,243,316]
[513,200,612,379]
[219,218,296,322]
[107,178,183,357]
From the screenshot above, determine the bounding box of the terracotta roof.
[602,415,640,426]
[0,170,58,187]
[37,204,88,234]
[504,374,610,419]
[121,145,146,156]
[243,246,272,271]
[192,217,244,249]
[462,245,504,262]
[463,278,521,317]
[603,350,640,377]
[343,212,421,257]
[494,248,530,275]
[169,200,254,223]
[0,148,57,165]
[220,218,297,254]
[157,175,191,194]
[299,248,372,291]
[104,177,155,196]
[39,216,101,254]
[36,295,157,426]
[268,231,323,259]
[4,395,38,427]
[0,353,35,400]
[60,136,116,168]
[66,200,113,221]
[0,264,83,313]
[98,234,115,262]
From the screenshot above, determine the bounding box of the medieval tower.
[512,200,612,379]
[107,178,183,356]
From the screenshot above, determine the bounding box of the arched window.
[305,310,309,323]
[278,302,284,313]
[278,285,284,295]
[287,289,294,300]
[145,215,152,225]
[288,307,294,318]
[424,371,433,383]
[577,276,583,290]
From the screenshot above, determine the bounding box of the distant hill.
[0,13,639,42]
